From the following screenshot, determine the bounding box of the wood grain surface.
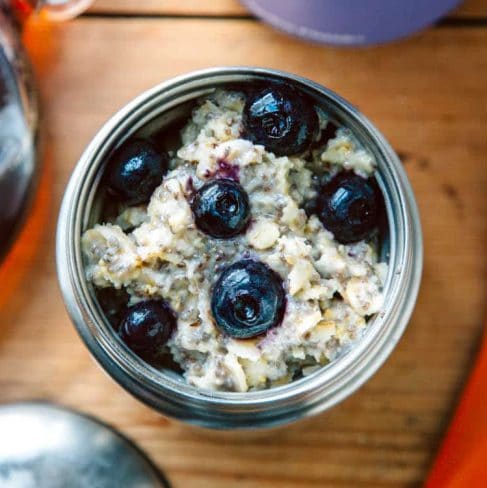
[87,0,487,18]
[0,8,485,488]
[89,0,247,16]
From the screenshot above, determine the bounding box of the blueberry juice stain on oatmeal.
[82,86,388,392]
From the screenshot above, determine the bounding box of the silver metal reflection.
[0,403,168,488]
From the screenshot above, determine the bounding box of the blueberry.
[108,139,168,205]
[316,172,381,244]
[211,260,285,339]
[242,87,318,156]
[191,179,250,239]
[96,287,130,329]
[119,300,175,361]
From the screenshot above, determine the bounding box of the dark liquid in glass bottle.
[0,0,91,261]
[0,18,38,261]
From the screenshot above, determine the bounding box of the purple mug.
[241,0,462,46]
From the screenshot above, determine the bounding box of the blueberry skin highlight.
[108,139,168,205]
[119,300,176,361]
[191,179,251,239]
[242,87,319,156]
[317,172,381,244]
[211,260,286,339]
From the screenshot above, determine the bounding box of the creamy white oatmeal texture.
[82,90,388,392]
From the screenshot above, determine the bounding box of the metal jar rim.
[56,67,423,429]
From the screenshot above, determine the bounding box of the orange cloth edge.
[425,321,487,487]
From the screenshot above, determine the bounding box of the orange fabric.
[426,323,487,487]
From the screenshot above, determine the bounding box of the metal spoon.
[0,402,169,488]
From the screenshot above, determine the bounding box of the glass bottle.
[0,0,91,261]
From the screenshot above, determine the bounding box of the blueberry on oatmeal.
[211,260,285,339]
[119,300,175,361]
[108,139,168,205]
[242,87,319,156]
[96,287,130,329]
[191,179,250,239]
[316,172,379,244]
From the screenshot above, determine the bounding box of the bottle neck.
[5,0,92,24]
[2,0,44,29]
[8,0,36,25]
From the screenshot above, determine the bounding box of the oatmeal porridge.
[81,87,388,392]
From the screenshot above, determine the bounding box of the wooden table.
[0,1,485,486]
